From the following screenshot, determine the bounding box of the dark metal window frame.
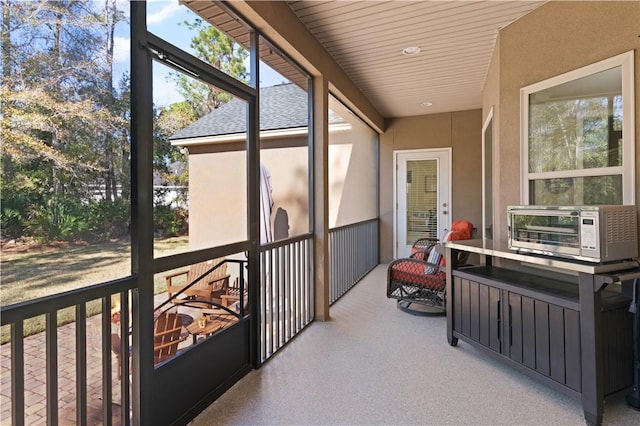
[130,3,262,422]
[131,1,317,421]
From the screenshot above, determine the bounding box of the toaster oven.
[507,205,638,263]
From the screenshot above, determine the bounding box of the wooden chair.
[165,258,230,308]
[153,312,185,365]
[111,333,124,380]
[220,277,248,312]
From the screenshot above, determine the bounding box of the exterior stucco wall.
[188,145,309,250]
[188,133,378,249]
[329,131,378,228]
[485,0,640,245]
[379,109,483,262]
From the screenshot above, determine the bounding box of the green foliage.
[24,199,87,243]
[154,204,187,238]
[529,96,621,173]
[84,198,130,240]
[173,18,248,118]
[1,0,132,243]
[1,208,23,239]
[1,2,247,244]
[17,197,130,243]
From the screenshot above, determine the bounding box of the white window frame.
[482,106,494,240]
[520,50,635,205]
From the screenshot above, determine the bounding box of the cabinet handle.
[509,304,513,346]
[497,300,501,341]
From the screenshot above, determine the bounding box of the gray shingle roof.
[170,83,343,140]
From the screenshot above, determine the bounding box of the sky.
[112,0,288,106]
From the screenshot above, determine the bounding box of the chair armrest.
[166,285,192,303]
[207,274,231,291]
[165,270,188,286]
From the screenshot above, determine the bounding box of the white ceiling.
[287,0,547,118]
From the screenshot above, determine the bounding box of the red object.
[450,220,474,240]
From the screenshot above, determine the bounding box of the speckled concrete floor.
[190,265,640,426]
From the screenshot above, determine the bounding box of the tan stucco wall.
[188,128,378,249]
[188,146,309,250]
[484,1,640,245]
[328,97,378,227]
[379,109,483,262]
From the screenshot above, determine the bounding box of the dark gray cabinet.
[449,265,633,424]
[452,268,584,392]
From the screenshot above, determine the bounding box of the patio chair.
[153,311,186,365]
[111,310,193,376]
[111,333,124,380]
[387,220,474,315]
[165,258,230,308]
[220,277,248,312]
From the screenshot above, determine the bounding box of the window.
[520,51,635,205]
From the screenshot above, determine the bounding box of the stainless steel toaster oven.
[507,205,638,263]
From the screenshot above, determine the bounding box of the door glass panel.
[406,159,438,245]
[152,60,248,257]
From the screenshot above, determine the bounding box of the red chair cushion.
[389,259,446,291]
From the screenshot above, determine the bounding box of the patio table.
[185,310,237,344]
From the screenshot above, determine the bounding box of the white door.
[394,149,451,259]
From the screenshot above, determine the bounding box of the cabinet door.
[505,291,581,391]
[453,277,501,353]
[505,293,537,368]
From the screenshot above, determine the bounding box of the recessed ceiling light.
[421,101,433,107]
[402,46,421,56]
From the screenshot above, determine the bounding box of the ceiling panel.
[287,0,547,118]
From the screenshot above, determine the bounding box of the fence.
[259,235,314,363]
[328,218,379,304]
[1,223,376,423]
[0,279,134,426]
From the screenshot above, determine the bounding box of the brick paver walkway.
[0,294,228,425]
[0,312,124,425]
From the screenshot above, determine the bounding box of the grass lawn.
[0,236,188,343]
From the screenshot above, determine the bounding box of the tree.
[1,0,129,241]
[94,0,128,202]
[172,18,248,119]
